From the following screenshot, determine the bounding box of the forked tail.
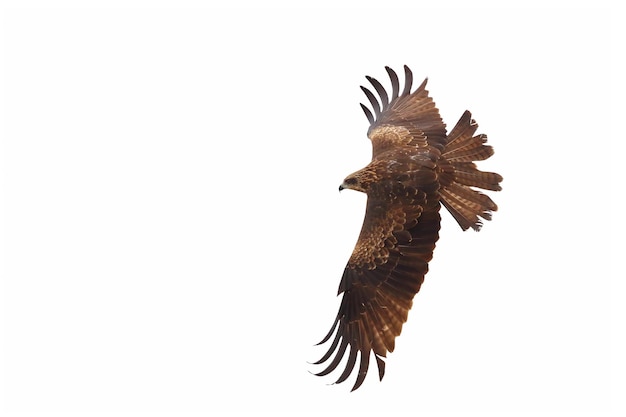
[439,110,502,231]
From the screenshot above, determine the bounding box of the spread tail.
[440,110,502,231]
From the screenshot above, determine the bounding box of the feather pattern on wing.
[316,176,441,391]
[361,66,448,152]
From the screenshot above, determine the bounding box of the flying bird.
[314,66,502,391]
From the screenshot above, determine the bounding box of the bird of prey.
[314,66,502,391]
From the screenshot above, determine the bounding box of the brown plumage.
[314,66,502,391]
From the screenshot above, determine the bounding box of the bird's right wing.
[314,173,442,391]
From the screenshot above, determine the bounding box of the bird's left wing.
[360,65,448,155]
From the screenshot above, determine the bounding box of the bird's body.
[314,66,502,391]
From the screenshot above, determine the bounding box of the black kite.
[314,66,502,391]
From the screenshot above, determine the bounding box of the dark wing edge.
[360,65,447,152]
[314,181,441,391]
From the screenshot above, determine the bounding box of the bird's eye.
[345,178,358,185]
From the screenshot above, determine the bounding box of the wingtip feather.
[385,66,400,100]
[360,85,381,118]
[402,65,413,96]
[360,103,375,125]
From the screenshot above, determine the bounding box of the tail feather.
[444,134,494,162]
[440,111,502,231]
[445,110,477,151]
[453,162,503,191]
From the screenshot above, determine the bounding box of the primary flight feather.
[314,66,502,391]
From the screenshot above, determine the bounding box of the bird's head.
[339,168,376,193]
[339,176,361,192]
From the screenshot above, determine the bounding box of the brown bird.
[314,66,502,391]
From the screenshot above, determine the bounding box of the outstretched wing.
[315,174,442,391]
[360,65,448,154]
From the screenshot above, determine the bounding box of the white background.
[1,2,623,416]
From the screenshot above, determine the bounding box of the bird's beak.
[339,184,344,192]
